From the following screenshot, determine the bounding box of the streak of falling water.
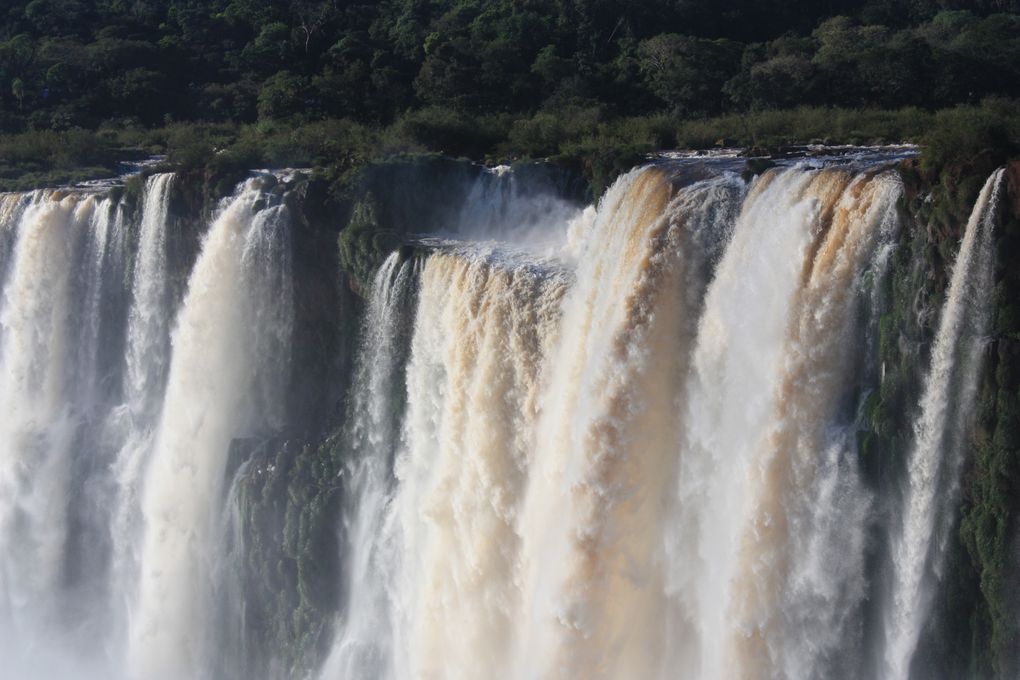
[0,191,94,671]
[665,167,828,680]
[881,169,1005,680]
[125,173,175,417]
[108,173,175,645]
[319,252,420,679]
[515,168,744,680]
[128,177,294,680]
[392,247,568,680]
[728,171,902,680]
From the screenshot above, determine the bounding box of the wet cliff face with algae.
[860,158,1020,679]
[954,161,1020,680]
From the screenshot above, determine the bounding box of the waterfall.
[452,165,582,247]
[881,169,1005,680]
[0,155,1011,680]
[391,246,569,679]
[311,159,1012,680]
[128,177,294,679]
[725,171,901,679]
[109,173,175,644]
[125,173,174,417]
[0,192,85,635]
[514,168,743,679]
[319,252,419,678]
[0,189,129,676]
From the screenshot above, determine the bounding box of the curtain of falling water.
[317,163,998,680]
[109,173,174,648]
[319,252,420,678]
[392,247,569,679]
[128,178,294,680]
[726,171,902,680]
[0,159,1007,680]
[0,190,126,676]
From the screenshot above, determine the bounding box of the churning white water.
[0,171,298,679]
[0,190,125,677]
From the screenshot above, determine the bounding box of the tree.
[290,0,336,54]
[257,71,308,120]
[638,34,743,115]
[11,77,24,111]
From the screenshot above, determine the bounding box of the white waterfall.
[319,252,419,678]
[109,173,175,645]
[0,156,1009,680]
[882,169,1005,680]
[128,177,294,679]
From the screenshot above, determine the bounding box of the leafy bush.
[386,106,508,159]
[922,99,1020,172]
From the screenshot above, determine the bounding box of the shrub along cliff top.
[0,0,1018,190]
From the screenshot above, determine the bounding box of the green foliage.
[387,106,508,159]
[257,71,309,121]
[0,0,1013,199]
[922,99,1020,173]
[675,106,934,148]
[158,122,240,169]
[0,127,117,189]
[0,0,1015,136]
[638,34,742,115]
[338,194,400,293]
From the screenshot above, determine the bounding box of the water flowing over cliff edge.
[0,152,1016,680]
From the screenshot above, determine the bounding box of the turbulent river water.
[0,153,1010,679]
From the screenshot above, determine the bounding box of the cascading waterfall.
[128,177,294,680]
[392,247,569,679]
[724,171,901,680]
[0,189,127,676]
[319,252,420,678]
[0,154,1011,680]
[318,159,1010,680]
[124,173,175,416]
[514,168,743,680]
[881,169,1005,680]
[0,170,297,679]
[0,191,87,635]
[666,167,841,680]
[109,173,174,643]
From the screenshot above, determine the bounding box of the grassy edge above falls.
[1,99,1017,196]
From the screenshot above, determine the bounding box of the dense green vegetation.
[0,0,1019,189]
[855,158,1020,679]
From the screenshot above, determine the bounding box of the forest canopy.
[0,0,1018,185]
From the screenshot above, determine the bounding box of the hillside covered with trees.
[1,0,1019,187]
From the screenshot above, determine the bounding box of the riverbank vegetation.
[0,1,1018,190]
